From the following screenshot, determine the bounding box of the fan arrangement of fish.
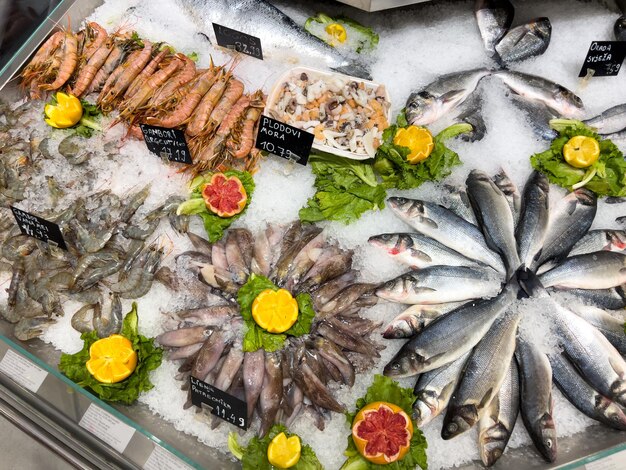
[372,169,626,466]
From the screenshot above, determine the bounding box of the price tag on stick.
[255,115,314,166]
[140,124,193,164]
[11,206,67,250]
[579,41,626,77]
[212,23,263,60]
[189,376,248,430]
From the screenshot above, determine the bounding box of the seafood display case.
[2,0,626,469]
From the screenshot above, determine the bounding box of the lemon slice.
[86,334,138,384]
[267,432,301,469]
[325,23,347,44]
[563,135,600,168]
[251,289,299,333]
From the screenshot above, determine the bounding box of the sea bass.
[539,251,626,290]
[405,68,491,126]
[568,229,626,257]
[382,302,468,339]
[175,0,369,78]
[583,103,626,134]
[516,171,550,268]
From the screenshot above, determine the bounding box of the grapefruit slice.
[201,173,247,218]
[352,401,413,465]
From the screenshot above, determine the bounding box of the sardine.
[516,337,557,462]
[442,308,521,439]
[383,302,467,339]
[405,69,491,126]
[474,0,514,54]
[584,103,626,134]
[534,188,596,270]
[258,352,282,437]
[568,230,626,257]
[550,352,626,431]
[412,351,469,427]
[388,197,505,272]
[566,303,626,355]
[495,18,552,63]
[467,170,520,277]
[368,233,481,269]
[383,282,517,378]
[376,265,502,305]
[176,0,369,78]
[516,171,550,268]
[539,251,626,290]
[493,70,584,118]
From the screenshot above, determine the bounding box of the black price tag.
[579,41,626,77]
[212,23,263,60]
[140,124,193,164]
[189,376,248,430]
[11,207,67,250]
[255,116,314,166]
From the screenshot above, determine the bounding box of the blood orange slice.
[352,401,413,465]
[201,173,247,218]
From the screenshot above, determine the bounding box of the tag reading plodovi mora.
[140,124,193,164]
[0,349,48,393]
[11,206,67,250]
[189,376,248,430]
[212,23,263,60]
[79,403,135,454]
[255,115,314,166]
[579,41,626,77]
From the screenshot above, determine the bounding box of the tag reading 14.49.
[189,376,248,430]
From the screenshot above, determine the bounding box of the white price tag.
[79,403,135,454]
[143,445,194,470]
[585,449,626,470]
[0,349,47,393]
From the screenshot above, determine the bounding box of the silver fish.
[616,15,626,42]
[442,308,521,440]
[539,251,626,290]
[566,303,626,355]
[368,233,482,269]
[554,286,626,310]
[383,302,467,339]
[550,352,626,431]
[405,68,491,126]
[376,265,502,305]
[493,70,584,118]
[495,17,552,63]
[568,230,626,257]
[383,282,517,378]
[412,351,470,427]
[534,188,597,270]
[511,96,558,140]
[474,0,514,54]
[602,129,626,148]
[516,337,557,463]
[584,103,626,134]
[492,170,521,226]
[516,171,550,268]
[439,184,478,225]
[467,170,520,277]
[388,197,505,273]
[176,0,369,78]
[477,359,519,467]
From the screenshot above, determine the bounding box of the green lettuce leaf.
[58,303,163,405]
[299,153,386,224]
[341,375,428,470]
[531,123,626,197]
[304,12,378,53]
[177,170,255,242]
[237,274,315,352]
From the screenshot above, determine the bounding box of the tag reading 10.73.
[255,115,314,166]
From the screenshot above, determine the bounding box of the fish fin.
[440,89,466,104]
[424,351,447,367]
[410,249,432,263]
[415,287,438,294]
[332,63,371,81]
[417,215,439,229]
[479,388,495,410]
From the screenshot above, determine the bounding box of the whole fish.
[442,308,521,440]
[616,16,626,42]
[492,170,521,226]
[383,302,467,339]
[493,70,584,118]
[533,188,597,270]
[405,69,491,126]
[566,303,626,355]
[604,129,626,147]
[474,0,514,53]
[439,184,478,225]
[467,170,520,277]
[555,286,626,310]
[495,18,552,63]
[539,251,626,290]
[568,229,626,257]
[516,337,557,463]
[477,359,519,467]
[511,96,558,140]
[383,282,517,378]
[516,171,550,268]
[176,0,369,78]
[550,352,626,431]
[376,265,502,305]
[258,352,282,437]
[368,233,481,270]
[584,103,626,134]
[388,197,505,273]
[412,351,469,427]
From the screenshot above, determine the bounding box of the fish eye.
[447,423,458,433]
[381,234,391,240]
[391,362,400,370]
[545,439,553,448]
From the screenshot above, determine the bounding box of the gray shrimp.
[14,317,56,341]
[93,294,123,338]
[69,219,116,253]
[120,184,151,223]
[71,303,98,333]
